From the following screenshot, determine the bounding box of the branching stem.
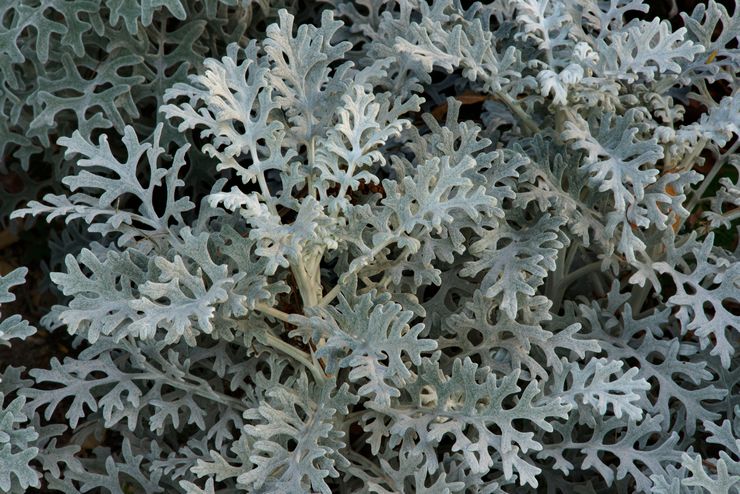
[263,331,328,383]
[495,92,540,134]
[255,303,296,324]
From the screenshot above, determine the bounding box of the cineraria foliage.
[0,0,739,492]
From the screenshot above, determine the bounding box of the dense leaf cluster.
[1,0,739,492]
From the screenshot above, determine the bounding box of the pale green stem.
[630,282,653,315]
[546,246,564,307]
[496,93,540,135]
[255,303,296,324]
[262,331,327,383]
[712,210,740,226]
[564,243,580,275]
[562,261,603,286]
[687,140,740,212]
[342,410,367,424]
[126,337,242,407]
[678,139,739,233]
[319,238,395,308]
[555,108,567,139]
[290,255,321,308]
[549,241,578,313]
[117,212,162,231]
[676,137,709,174]
[320,282,343,309]
[254,301,327,383]
[257,173,277,214]
[288,138,323,309]
[345,451,395,490]
[698,81,714,103]
[307,137,317,200]
[249,146,280,217]
[139,358,246,410]
[552,260,603,313]
[307,250,325,306]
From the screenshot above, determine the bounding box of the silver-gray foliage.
[2,0,739,492]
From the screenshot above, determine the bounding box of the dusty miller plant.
[1,0,739,492]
